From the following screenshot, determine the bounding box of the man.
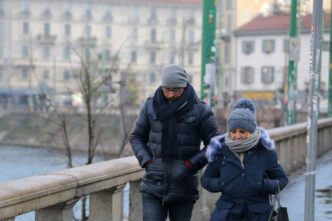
[130,64,220,221]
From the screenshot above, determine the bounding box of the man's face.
[162,87,185,102]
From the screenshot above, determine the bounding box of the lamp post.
[305,1,323,221]
[201,0,216,107]
[286,0,301,125]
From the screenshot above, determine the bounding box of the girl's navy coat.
[201,129,288,221]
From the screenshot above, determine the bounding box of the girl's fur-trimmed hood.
[205,128,275,163]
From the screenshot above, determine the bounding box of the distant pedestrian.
[201,98,288,221]
[130,64,220,221]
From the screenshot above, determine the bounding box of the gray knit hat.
[227,98,257,133]
[161,64,188,88]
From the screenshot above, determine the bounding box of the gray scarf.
[225,129,261,153]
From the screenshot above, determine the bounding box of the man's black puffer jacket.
[130,96,220,203]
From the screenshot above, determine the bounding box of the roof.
[234,13,330,36]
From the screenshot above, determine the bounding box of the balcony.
[219,29,231,42]
[128,18,140,25]
[19,10,30,18]
[147,17,158,25]
[144,41,162,50]
[103,12,113,22]
[41,9,52,19]
[63,11,72,21]
[186,42,200,51]
[37,34,57,45]
[166,18,177,26]
[186,18,196,26]
[79,37,97,47]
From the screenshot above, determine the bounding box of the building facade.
[216,0,277,107]
[234,13,330,109]
[0,0,202,110]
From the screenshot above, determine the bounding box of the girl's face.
[229,128,252,140]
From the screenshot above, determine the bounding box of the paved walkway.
[281,150,332,221]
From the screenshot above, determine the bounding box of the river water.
[0,145,108,221]
[1,145,331,221]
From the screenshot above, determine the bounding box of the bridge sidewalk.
[281,150,332,221]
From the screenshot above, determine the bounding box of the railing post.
[128,180,142,221]
[35,199,78,221]
[89,184,125,221]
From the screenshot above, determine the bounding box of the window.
[148,8,157,24]
[43,69,49,80]
[63,10,72,20]
[63,70,71,81]
[63,45,71,60]
[224,44,230,64]
[323,40,329,51]
[169,29,176,42]
[105,26,112,38]
[0,45,3,59]
[104,5,113,21]
[242,40,255,54]
[42,45,50,60]
[84,3,92,20]
[283,39,289,53]
[150,51,156,64]
[188,30,194,45]
[188,52,194,65]
[21,68,28,80]
[131,27,138,38]
[241,66,254,85]
[84,48,90,60]
[20,0,29,12]
[262,39,275,54]
[149,72,156,83]
[0,0,4,13]
[21,45,29,59]
[64,24,71,37]
[187,10,195,25]
[103,49,111,61]
[44,22,50,36]
[151,28,156,43]
[22,22,29,34]
[226,14,232,33]
[261,66,274,84]
[42,0,51,17]
[131,51,137,63]
[225,0,232,10]
[169,51,176,64]
[167,8,177,25]
[84,25,91,38]
[63,2,72,20]
[0,21,3,36]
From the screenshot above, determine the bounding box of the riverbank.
[0,112,137,158]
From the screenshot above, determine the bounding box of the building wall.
[0,0,202,108]
[235,31,330,108]
[217,0,275,107]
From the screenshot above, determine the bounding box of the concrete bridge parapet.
[1,118,332,221]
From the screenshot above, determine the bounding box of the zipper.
[240,153,245,169]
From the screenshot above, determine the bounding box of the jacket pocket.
[171,160,193,181]
[144,159,164,183]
